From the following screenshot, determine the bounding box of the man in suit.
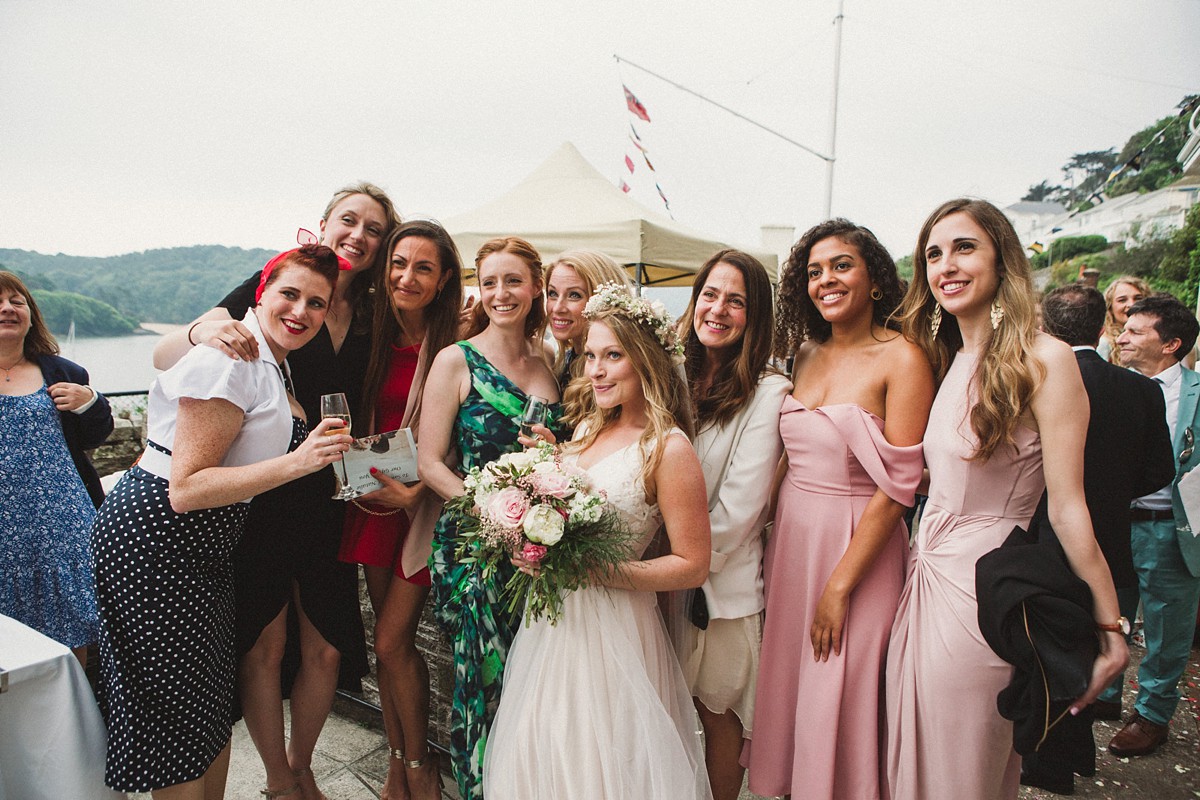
[1022,286,1174,793]
[1107,294,1200,757]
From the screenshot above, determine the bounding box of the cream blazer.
[693,371,791,619]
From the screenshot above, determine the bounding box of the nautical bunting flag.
[623,84,651,122]
[630,123,643,141]
[620,180,631,193]
[625,154,635,173]
[641,151,655,172]
[656,182,671,211]
[628,134,648,154]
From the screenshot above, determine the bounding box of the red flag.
[620,180,631,194]
[625,154,635,173]
[623,85,651,122]
[628,134,648,154]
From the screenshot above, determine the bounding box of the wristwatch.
[1096,616,1131,635]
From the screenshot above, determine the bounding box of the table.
[0,614,124,799]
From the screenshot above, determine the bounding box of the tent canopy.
[444,142,778,286]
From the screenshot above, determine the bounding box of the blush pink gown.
[745,397,922,799]
[885,351,1044,800]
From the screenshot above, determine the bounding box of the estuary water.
[57,327,176,394]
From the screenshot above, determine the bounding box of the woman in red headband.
[94,244,352,799]
[153,184,400,800]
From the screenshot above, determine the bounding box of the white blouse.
[139,310,293,501]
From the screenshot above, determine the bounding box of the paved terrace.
[117,634,1197,800]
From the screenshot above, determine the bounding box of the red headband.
[255,228,352,303]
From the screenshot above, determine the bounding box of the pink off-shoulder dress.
[744,398,922,799]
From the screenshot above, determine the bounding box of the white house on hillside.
[1047,178,1200,247]
[1004,201,1068,247]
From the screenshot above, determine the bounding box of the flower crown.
[584,283,685,362]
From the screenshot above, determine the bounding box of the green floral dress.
[429,341,563,800]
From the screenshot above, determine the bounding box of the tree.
[1061,149,1118,207]
[1021,180,1064,203]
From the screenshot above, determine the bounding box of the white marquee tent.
[444,142,779,286]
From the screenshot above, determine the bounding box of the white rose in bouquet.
[523,503,566,546]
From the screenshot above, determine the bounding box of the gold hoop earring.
[990,300,1005,331]
[870,287,883,301]
[930,303,943,338]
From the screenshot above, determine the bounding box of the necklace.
[1,356,25,382]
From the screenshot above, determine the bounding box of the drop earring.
[930,303,943,338]
[990,300,1005,330]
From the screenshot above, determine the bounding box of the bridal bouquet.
[449,442,635,625]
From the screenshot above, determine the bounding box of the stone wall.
[90,413,456,750]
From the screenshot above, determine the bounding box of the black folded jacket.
[976,512,1099,776]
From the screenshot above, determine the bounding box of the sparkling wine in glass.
[519,395,549,440]
[320,393,354,499]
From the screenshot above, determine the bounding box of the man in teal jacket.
[1109,294,1200,757]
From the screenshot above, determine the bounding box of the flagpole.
[825,0,845,218]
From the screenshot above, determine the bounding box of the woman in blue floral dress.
[419,237,563,799]
[0,271,112,662]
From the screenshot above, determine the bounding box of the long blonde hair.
[896,198,1042,461]
[1102,275,1152,365]
[563,307,694,495]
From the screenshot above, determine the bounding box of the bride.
[483,286,714,799]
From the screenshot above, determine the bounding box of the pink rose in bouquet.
[528,468,575,499]
[521,542,549,564]
[487,487,530,529]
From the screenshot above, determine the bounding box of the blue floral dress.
[0,387,98,647]
[429,341,563,800]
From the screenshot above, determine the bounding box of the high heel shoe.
[397,748,443,799]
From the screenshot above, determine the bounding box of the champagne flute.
[519,395,549,441]
[320,392,354,499]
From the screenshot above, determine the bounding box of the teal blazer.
[1169,366,1200,577]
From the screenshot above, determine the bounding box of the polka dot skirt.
[92,466,249,792]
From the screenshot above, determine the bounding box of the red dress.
[339,343,430,584]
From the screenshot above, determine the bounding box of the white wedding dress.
[482,432,712,800]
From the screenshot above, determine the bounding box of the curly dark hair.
[774,218,904,357]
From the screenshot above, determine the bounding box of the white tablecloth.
[0,614,124,799]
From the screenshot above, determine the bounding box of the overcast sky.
[1,0,1196,262]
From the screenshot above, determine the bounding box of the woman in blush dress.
[670,249,790,800]
[484,288,713,800]
[743,221,932,800]
[885,198,1129,800]
[420,237,563,800]
[1097,275,1150,364]
[337,220,464,800]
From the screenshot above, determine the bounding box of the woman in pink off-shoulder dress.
[744,220,932,799]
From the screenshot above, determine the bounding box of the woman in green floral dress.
[418,237,563,799]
